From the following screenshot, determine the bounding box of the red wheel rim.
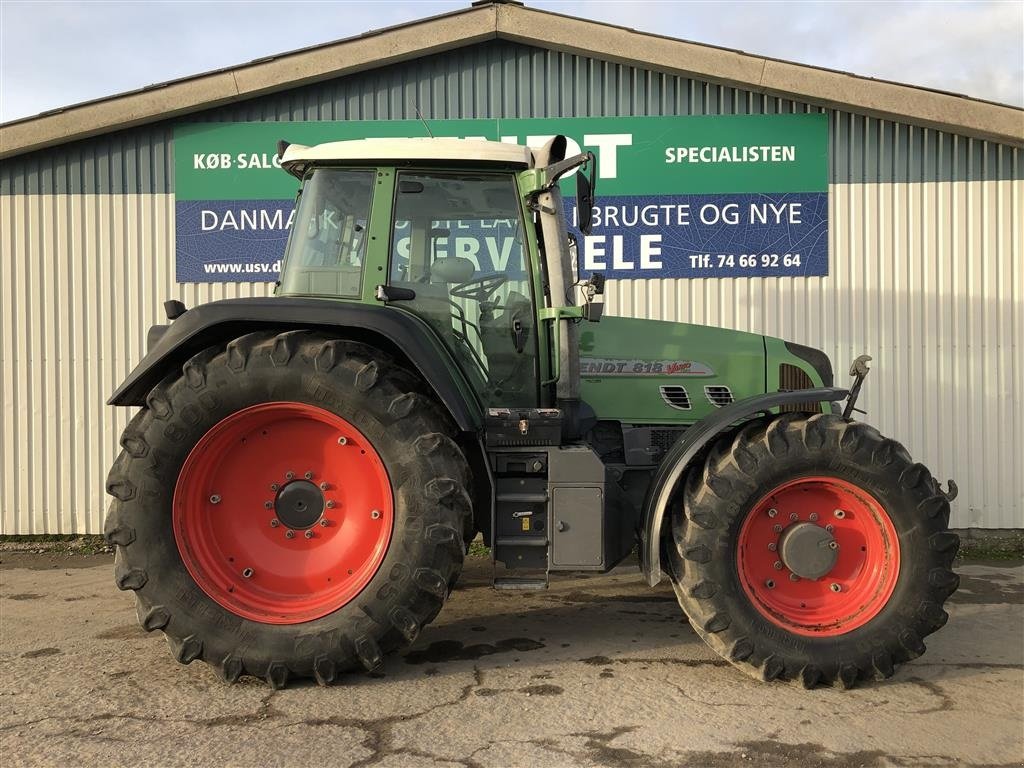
[173,402,394,624]
[736,476,900,637]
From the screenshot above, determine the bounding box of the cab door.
[388,170,539,406]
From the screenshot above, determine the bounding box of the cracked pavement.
[1,554,1022,767]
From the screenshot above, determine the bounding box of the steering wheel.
[449,273,508,303]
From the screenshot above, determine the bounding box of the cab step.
[495,536,548,548]
[493,577,549,591]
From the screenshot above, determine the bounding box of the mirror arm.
[542,152,593,187]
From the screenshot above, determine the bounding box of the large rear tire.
[666,412,959,689]
[104,331,472,687]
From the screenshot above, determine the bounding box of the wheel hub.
[275,480,325,530]
[735,476,900,637]
[778,522,837,579]
[172,401,395,625]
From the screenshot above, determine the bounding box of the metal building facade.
[1,34,1021,534]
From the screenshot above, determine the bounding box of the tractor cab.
[276,136,598,412]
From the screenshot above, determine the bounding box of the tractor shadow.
[355,559,1024,689]
[379,556,708,682]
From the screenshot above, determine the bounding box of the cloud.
[0,0,428,121]
[829,1,1024,104]
[1,0,1020,123]
[547,0,1023,105]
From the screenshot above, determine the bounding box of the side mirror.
[576,152,596,235]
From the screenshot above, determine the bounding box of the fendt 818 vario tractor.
[104,135,959,690]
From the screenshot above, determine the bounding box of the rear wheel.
[104,331,472,687]
[666,413,959,688]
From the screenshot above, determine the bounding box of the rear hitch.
[842,355,872,420]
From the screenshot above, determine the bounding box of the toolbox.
[485,407,563,447]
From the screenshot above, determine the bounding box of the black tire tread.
[665,413,959,689]
[104,331,472,687]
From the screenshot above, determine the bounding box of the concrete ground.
[1,553,1021,768]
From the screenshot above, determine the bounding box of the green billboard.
[173,114,828,281]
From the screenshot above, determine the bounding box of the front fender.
[108,297,483,432]
[639,387,850,586]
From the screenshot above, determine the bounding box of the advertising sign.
[173,114,828,282]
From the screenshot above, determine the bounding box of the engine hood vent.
[659,385,692,410]
[704,385,734,407]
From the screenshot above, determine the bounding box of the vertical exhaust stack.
[533,136,583,435]
[537,184,580,405]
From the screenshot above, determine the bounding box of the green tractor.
[104,135,959,689]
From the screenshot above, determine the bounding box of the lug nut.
[319,519,329,527]
[319,482,329,491]
[370,509,381,520]
[326,500,336,509]
[809,512,819,522]
[828,541,839,550]
[285,471,295,480]
[242,568,254,579]
[304,530,314,539]
[773,561,783,570]
[264,501,273,509]
[825,524,835,533]
[833,509,846,519]
[270,519,279,528]
[765,579,775,589]
[270,483,279,492]
[209,494,221,504]
[789,512,799,522]
[767,508,778,518]
[285,530,295,539]
[767,542,777,552]
[830,583,842,592]
[789,573,800,582]
[773,524,783,533]
[337,437,348,445]
[304,471,313,480]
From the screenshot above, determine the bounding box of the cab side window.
[279,169,374,297]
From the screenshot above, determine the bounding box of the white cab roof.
[280,137,534,171]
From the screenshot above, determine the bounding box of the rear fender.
[108,297,483,432]
[639,387,850,586]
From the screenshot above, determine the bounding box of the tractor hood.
[578,316,767,424]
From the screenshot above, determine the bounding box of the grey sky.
[1,0,1021,124]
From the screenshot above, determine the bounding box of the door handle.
[510,316,527,353]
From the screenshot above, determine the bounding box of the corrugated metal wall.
[1,40,1021,534]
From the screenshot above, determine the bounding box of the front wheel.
[666,413,959,689]
[104,332,472,687]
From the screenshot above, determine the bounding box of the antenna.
[413,103,434,138]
